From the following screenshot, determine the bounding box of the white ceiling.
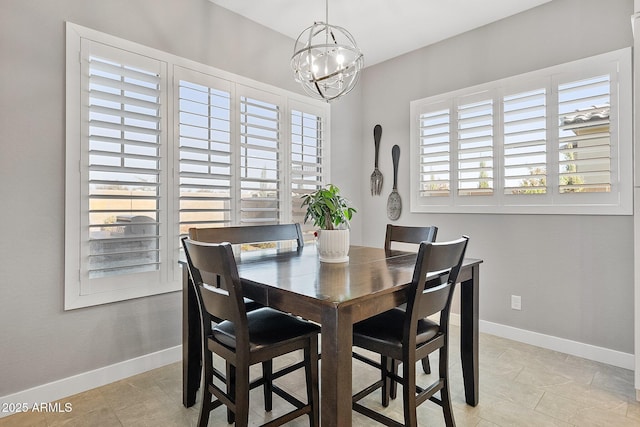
[208,0,554,67]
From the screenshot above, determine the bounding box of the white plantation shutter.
[66,24,330,308]
[290,102,326,236]
[416,104,451,198]
[557,75,611,194]
[177,73,233,234]
[457,96,494,196]
[410,48,630,214]
[239,91,282,225]
[85,43,164,282]
[503,87,547,195]
[174,78,329,236]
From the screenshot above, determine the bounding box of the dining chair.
[186,224,305,414]
[182,238,320,427]
[385,224,438,380]
[351,236,469,427]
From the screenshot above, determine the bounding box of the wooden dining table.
[182,244,482,426]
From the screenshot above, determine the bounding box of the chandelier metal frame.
[291,0,364,101]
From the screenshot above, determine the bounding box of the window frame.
[65,22,330,309]
[409,48,632,215]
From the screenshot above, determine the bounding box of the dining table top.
[231,244,481,323]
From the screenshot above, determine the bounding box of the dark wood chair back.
[408,236,468,323]
[189,223,304,248]
[384,224,438,252]
[182,239,249,348]
[384,225,439,376]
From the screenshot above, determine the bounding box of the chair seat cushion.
[210,298,262,326]
[353,308,439,350]
[213,307,319,350]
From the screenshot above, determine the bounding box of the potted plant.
[301,184,356,263]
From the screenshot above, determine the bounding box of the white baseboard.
[0,345,181,418]
[449,313,634,370]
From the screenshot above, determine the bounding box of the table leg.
[182,265,201,407]
[320,307,353,426]
[460,264,479,406]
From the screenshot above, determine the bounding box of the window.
[290,101,326,237]
[503,86,547,196]
[457,94,494,197]
[410,48,632,215]
[238,89,282,225]
[66,23,329,309]
[174,68,328,240]
[177,75,233,231]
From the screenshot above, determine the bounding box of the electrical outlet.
[511,295,522,310]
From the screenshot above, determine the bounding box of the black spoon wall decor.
[387,145,401,221]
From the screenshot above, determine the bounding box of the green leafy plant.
[301,184,356,230]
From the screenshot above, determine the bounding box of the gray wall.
[0,0,634,399]
[358,0,635,353]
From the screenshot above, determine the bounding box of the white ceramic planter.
[317,229,350,263]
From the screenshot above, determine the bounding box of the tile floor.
[1,326,638,426]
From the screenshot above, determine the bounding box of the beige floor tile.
[514,368,576,389]
[0,410,47,427]
[49,407,123,427]
[2,328,639,426]
[566,405,640,427]
[539,381,630,414]
[591,368,636,400]
[476,397,573,427]
[534,392,583,423]
[481,372,544,410]
[626,400,640,422]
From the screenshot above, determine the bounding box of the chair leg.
[390,359,399,399]
[381,356,391,407]
[421,356,431,374]
[198,352,213,427]
[402,357,418,427]
[198,386,213,427]
[262,360,273,412]
[234,365,250,427]
[226,363,235,424]
[439,347,456,427]
[305,337,320,427]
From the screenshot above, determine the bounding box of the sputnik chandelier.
[291,0,364,102]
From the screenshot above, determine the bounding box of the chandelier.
[291,0,364,102]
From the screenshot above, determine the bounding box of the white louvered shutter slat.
[178,79,232,231]
[240,96,281,225]
[457,98,494,196]
[87,55,162,279]
[291,108,325,235]
[418,107,451,198]
[503,88,547,195]
[557,75,611,194]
